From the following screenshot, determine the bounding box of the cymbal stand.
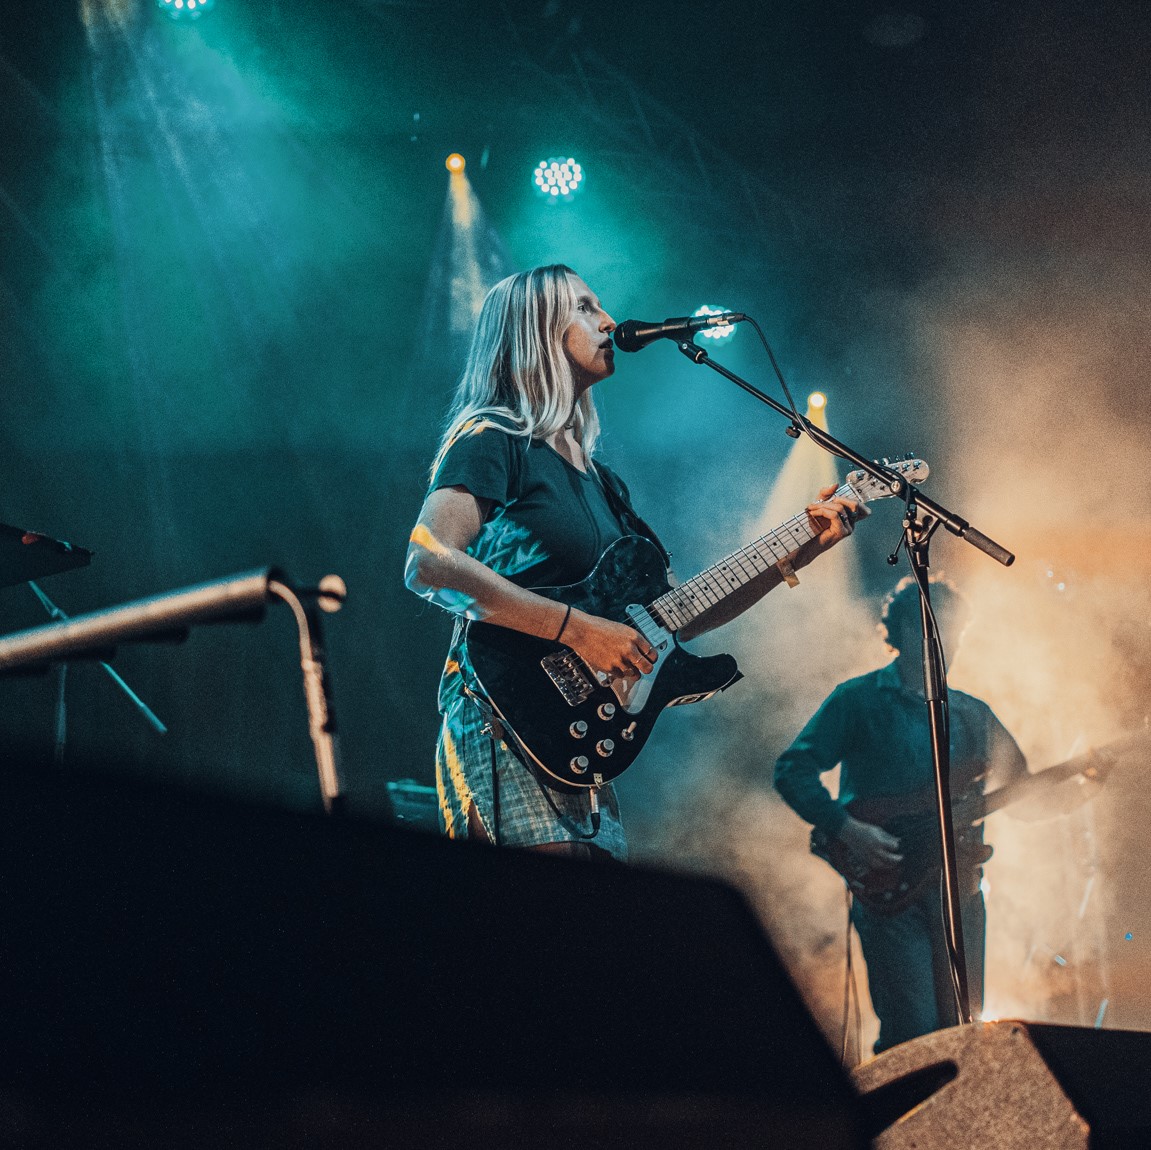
[28,581,167,765]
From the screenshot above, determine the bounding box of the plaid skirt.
[435,689,628,861]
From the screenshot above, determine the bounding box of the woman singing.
[405,264,862,860]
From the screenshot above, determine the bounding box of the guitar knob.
[570,756,589,775]
[569,721,588,738]
[596,739,615,758]
[620,722,637,742]
[597,702,616,720]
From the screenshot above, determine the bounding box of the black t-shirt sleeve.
[431,425,520,506]
[978,700,1029,789]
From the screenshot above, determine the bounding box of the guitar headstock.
[844,457,929,504]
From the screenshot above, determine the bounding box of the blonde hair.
[430,265,602,479]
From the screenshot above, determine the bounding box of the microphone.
[612,312,747,352]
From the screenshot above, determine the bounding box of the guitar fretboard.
[971,737,1138,823]
[650,482,854,632]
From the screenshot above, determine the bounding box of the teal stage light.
[533,157,584,201]
[694,305,737,341]
[157,0,216,20]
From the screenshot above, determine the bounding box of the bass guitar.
[809,733,1142,914]
[465,458,928,790]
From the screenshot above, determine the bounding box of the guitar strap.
[462,672,602,841]
[489,718,501,848]
[460,677,503,846]
[591,461,671,566]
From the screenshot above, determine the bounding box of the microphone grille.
[612,321,645,352]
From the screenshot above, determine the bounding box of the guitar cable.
[840,889,863,1066]
[489,728,501,848]
[470,688,600,843]
[534,773,602,840]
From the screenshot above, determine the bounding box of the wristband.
[554,602,573,642]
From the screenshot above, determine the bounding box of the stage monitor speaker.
[852,1019,1151,1149]
[0,760,866,1148]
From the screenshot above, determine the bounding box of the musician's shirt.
[773,660,1028,839]
[432,421,632,592]
[430,419,640,712]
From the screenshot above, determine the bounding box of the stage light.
[157,0,215,19]
[694,305,737,342]
[445,153,466,174]
[808,391,827,410]
[533,157,584,201]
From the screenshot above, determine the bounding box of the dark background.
[2,0,1149,1040]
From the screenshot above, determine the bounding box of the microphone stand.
[267,578,345,816]
[675,338,1015,1025]
[896,502,974,1021]
[1,570,346,815]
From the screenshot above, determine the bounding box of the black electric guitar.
[464,458,928,790]
[809,733,1143,914]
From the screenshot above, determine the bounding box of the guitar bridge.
[540,649,595,706]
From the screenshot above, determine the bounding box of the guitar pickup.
[540,649,595,706]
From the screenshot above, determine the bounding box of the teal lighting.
[157,0,216,20]
[694,305,737,342]
[533,157,584,201]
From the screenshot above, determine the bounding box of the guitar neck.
[649,482,854,633]
[967,735,1137,822]
[970,760,1085,823]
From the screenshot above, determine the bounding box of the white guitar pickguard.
[603,604,675,714]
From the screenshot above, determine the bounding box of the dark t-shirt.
[431,422,632,589]
[774,661,1028,839]
[431,421,643,716]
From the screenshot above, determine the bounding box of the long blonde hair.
[430,264,602,479]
